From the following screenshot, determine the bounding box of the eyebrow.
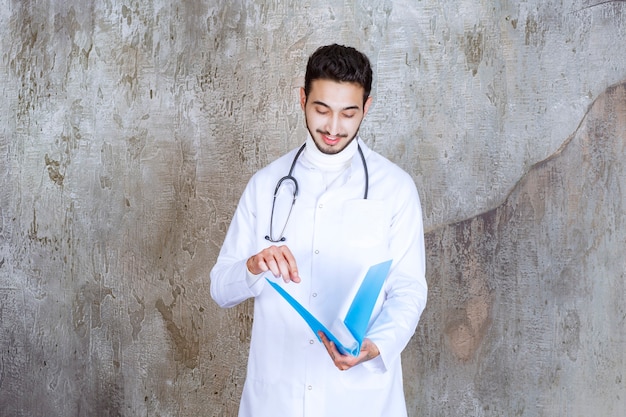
[312,100,361,111]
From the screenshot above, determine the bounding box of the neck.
[302,134,358,172]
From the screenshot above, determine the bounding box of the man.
[210,44,427,417]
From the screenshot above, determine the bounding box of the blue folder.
[265,259,393,357]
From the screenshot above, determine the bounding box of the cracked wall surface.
[407,82,626,416]
[1,1,625,416]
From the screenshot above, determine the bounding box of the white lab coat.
[210,139,427,417]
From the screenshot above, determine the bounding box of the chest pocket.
[341,199,390,250]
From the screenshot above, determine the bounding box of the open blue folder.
[265,259,393,357]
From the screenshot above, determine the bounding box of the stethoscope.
[264,141,370,242]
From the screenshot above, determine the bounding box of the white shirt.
[210,138,427,417]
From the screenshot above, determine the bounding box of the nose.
[326,114,341,136]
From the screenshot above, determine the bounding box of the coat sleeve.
[209,177,265,308]
[363,174,428,373]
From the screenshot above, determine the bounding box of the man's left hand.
[318,331,380,371]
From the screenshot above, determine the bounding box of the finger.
[265,257,282,278]
[318,332,334,357]
[334,341,377,371]
[259,246,295,282]
[258,248,287,282]
[265,248,296,283]
[318,331,329,348]
[318,332,344,366]
[246,254,268,275]
[337,353,361,371]
[318,332,369,371]
[277,258,293,283]
[249,247,281,276]
[360,338,380,361]
[278,246,300,283]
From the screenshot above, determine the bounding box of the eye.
[315,107,329,115]
[343,112,356,119]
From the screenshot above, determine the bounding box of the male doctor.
[210,44,427,417]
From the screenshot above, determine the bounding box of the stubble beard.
[305,120,361,155]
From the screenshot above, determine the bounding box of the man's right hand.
[246,245,300,284]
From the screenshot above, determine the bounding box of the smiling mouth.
[319,131,347,145]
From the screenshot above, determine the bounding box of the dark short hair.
[304,44,372,104]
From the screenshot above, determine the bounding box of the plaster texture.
[0,1,625,416]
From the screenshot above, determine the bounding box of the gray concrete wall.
[0,1,624,416]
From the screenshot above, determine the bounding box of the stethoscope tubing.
[265,140,369,242]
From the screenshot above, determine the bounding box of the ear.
[299,87,307,110]
[363,96,373,117]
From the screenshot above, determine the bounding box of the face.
[300,79,372,155]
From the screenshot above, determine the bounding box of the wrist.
[246,256,257,274]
